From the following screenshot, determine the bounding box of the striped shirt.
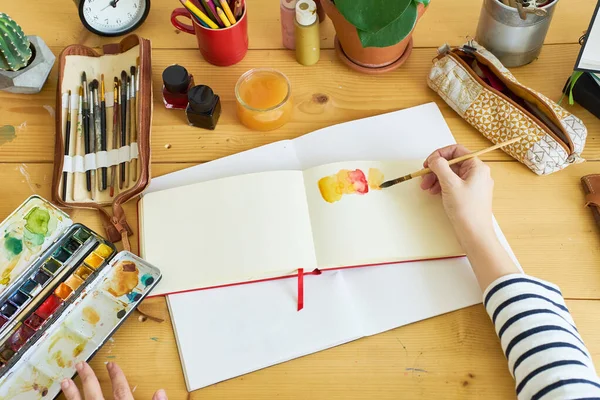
[484,274,600,399]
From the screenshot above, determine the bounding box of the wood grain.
[1,0,594,50]
[2,45,599,164]
[3,1,599,398]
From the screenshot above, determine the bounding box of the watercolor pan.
[0,252,161,399]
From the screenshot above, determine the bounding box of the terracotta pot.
[322,0,426,69]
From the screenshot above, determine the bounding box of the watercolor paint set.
[0,196,161,399]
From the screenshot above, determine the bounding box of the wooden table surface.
[1,0,599,398]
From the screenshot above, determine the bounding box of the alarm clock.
[75,0,151,37]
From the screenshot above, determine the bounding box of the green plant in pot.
[0,13,56,94]
[321,0,430,73]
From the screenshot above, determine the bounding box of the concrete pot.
[0,36,56,94]
[322,0,426,73]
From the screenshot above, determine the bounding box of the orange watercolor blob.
[82,306,100,325]
[106,261,139,298]
[318,168,384,203]
[84,253,104,269]
[368,168,385,190]
[54,283,73,300]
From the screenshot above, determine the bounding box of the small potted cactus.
[0,13,55,94]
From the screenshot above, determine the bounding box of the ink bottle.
[186,85,221,130]
[162,65,194,110]
[280,0,298,50]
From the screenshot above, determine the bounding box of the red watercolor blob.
[347,170,369,194]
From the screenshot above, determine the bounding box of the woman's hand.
[420,145,520,290]
[420,144,495,244]
[61,361,167,400]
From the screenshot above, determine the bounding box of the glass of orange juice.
[235,68,293,131]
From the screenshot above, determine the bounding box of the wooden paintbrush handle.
[411,136,524,179]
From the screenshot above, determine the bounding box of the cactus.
[0,13,32,72]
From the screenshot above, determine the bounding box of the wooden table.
[1,1,599,398]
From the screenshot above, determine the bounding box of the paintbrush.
[125,75,132,188]
[93,79,103,192]
[73,86,85,201]
[100,75,107,191]
[89,80,97,200]
[120,71,128,190]
[130,66,138,184]
[379,136,525,189]
[111,78,119,197]
[62,90,72,201]
[81,72,92,193]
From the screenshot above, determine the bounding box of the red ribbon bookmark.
[297,268,304,311]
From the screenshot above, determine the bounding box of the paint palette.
[0,197,161,399]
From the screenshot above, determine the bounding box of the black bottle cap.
[188,85,218,113]
[162,65,190,94]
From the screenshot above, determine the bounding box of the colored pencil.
[100,75,107,191]
[130,66,138,184]
[219,0,236,24]
[62,90,72,201]
[81,72,91,193]
[179,0,219,29]
[379,136,525,189]
[203,0,223,26]
[110,78,119,197]
[232,0,244,19]
[120,71,128,190]
[73,86,84,200]
[216,7,231,27]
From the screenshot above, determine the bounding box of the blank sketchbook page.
[140,170,318,296]
[577,2,600,71]
[304,161,463,269]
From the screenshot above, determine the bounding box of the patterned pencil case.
[51,35,153,249]
[427,40,587,175]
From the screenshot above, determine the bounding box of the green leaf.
[357,2,418,48]
[335,0,412,33]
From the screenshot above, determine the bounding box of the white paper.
[169,271,362,391]
[143,171,318,296]
[578,10,600,71]
[151,103,520,391]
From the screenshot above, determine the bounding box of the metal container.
[475,0,559,67]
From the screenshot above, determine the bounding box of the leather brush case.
[51,35,153,250]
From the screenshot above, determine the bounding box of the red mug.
[171,6,249,66]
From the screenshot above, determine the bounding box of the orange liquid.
[236,70,292,131]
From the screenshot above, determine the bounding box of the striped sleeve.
[483,274,600,400]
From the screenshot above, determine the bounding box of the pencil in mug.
[379,136,525,189]
[203,0,223,27]
[232,0,244,19]
[179,0,219,29]
[216,7,231,27]
[219,0,236,24]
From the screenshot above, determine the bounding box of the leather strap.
[585,193,600,208]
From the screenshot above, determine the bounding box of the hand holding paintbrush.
[379,136,524,189]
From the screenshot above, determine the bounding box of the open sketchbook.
[576,1,600,73]
[139,160,464,296]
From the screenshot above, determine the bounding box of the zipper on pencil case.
[446,51,573,157]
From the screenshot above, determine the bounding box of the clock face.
[80,0,150,36]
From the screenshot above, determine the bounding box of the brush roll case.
[52,35,153,250]
[428,40,587,175]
